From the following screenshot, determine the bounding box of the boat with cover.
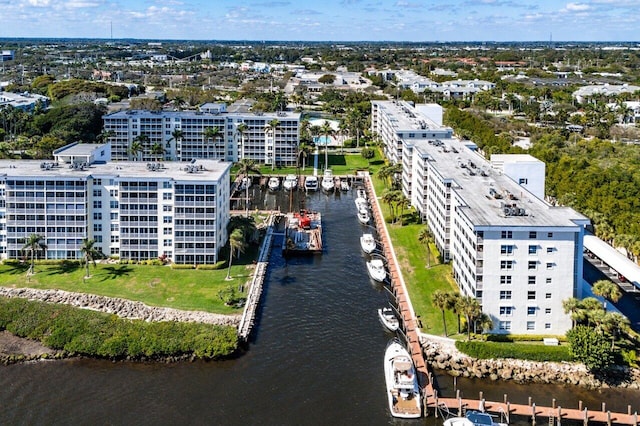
[283,174,298,191]
[366,258,387,282]
[268,176,280,191]
[384,338,421,419]
[360,233,376,254]
[321,169,335,192]
[443,411,508,426]
[378,307,400,332]
[304,175,318,191]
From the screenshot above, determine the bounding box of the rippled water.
[1,188,639,425]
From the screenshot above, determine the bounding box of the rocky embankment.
[421,338,640,390]
[0,287,241,326]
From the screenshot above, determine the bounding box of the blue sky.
[1,0,639,42]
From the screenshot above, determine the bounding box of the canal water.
[1,188,639,425]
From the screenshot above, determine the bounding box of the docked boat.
[340,178,350,192]
[283,174,298,191]
[239,176,252,191]
[282,210,323,255]
[354,197,368,213]
[304,175,318,191]
[268,176,280,191]
[321,169,335,192]
[357,208,370,225]
[360,233,376,254]
[366,258,387,282]
[378,307,400,332]
[357,187,367,200]
[443,411,508,426]
[384,338,421,419]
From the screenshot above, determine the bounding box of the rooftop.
[104,108,301,120]
[373,100,448,132]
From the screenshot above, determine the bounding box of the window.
[93,201,102,209]
[163,182,172,189]
[499,290,512,300]
[546,247,554,253]
[94,179,102,185]
[545,323,551,330]
[528,245,538,255]
[519,178,528,185]
[528,275,536,285]
[110,189,118,197]
[110,212,118,220]
[500,260,513,270]
[163,228,172,235]
[93,212,102,220]
[500,275,512,285]
[93,224,102,232]
[163,239,172,246]
[501,231,513,239]
[163,205,172,212]
[527,291,536,300]
[545,293,552,299]
[111,235,119,243]
[163,216,172,223]
[93,189,102,197]
[94,235,103,243]
[527,321,535,331]
[499,321,511,331]
[529,231,537,239]
[545,308,551,314]
[546,278,552,284]
[528,261,537,270]
[500,245,514,255]
[527,306,536,316]
[110,224,119,232]
[499,306,513,316]
[547,232,553,238]
[110,201,119,209]
[163,193,172,200]
[546,262,554,270]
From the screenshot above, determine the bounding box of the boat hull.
[384,339,421,419]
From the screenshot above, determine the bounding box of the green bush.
[567,325,615,371]
[196,261,227,270]
[170,264,196,270]
[486,334,567,343]
[455,340,572,362]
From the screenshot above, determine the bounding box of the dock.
[282,210,322,255]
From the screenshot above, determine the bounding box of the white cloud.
[564,2,591,12]
[27,0,51,6]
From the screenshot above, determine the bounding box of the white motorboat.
[304,175,318,191]
[268,176,280,191]
[366,258,386,282]
[443,411,508,426]
[354,197,368,212]
[378,307,400,332]
[384,338,421,419]
[340,178,350,192]
[283,174,298,191]
[321,169,335,192]
[357,187,367,200]
[357,209,370,225]
[239,176,252,191]
[360,233,376,254]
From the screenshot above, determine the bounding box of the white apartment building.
[0,144,230,265]
[103,106,301,167]
[374,100,590,335]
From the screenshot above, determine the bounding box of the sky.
[1,0,640,42]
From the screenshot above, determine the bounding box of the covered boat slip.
[282,210,323,255]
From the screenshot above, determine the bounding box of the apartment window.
[93,189,102,197]
[110,189,118,197]
[547,247,554,253]
[527,321,535,331]
[545,293,552,299]
[163,193,172,200]
[111,236,119,243]
[528,245,538,255]
[528,261,537,270]
[499,306,513,316]
[527,306,536,316]
[527,291,536,300]
[528,275,536,285]
[500,260,513,270]
[93,201,102,209]
[111,224,119,232]
[545,308,552,314]
[546,262,554,270]
[545,323,552,330]
[110,212,118,220]
[93,224,102,232]
[501,231,513,239]
[94,179,102,185]
[500,245,514,255]
[547,232,553,238]
[546,278,552,284]
[94,235,103,243]
[499,321,511,331]
[110,201,119,209]
[163,182,172,189]
[500,275,512,285]
[163,216,172,223]
[93,213,102,220]
[163,239,172,246]
[529,231,537,239]
[163,228,172,235]
[499,290,512,300]
[163,205,172,212]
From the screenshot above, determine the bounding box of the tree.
[297,142,313,170]
[129,134,148,161]
[21,234,47,277]
[236,159,261,217]
[264,119,280,170]
[235,122,248,159]
[203,126,221,160]
[361,147,375,165]
[418,225,434,268]
[598,312,630,349]
[170,128,183,154]
[592,280,622,306]
[567,325,615,372]
[318,74,336,85]
[431,290,450,336]
[377,163,402,189]
[320,121,334,170]
[150,142,165,161]
[80,238,102,279]
[226,228,246,280]
[96,129,115,144]
[456,295,482,340]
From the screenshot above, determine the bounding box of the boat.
[357,209,370,225]
[360,233,376,254]
[443,411,508,426]
[366,258,387,282]
[355,197,368,212]
[282,210,323,255]
[304,175,318,191]
[268,176,280,191]
[340,178,350,192]
[321,169,335,192]
[239,176,252,191]
[384,338,421,419]
[283,174,298,191]
[357,187,367,200]
[378,307,400,332]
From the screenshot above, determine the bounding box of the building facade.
[374,100,590,335]
[0,145,230,265]
[103,107,301,166]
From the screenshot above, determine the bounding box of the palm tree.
[562,297,582,327]
[226,229,246,280]
[21,234,47,276]
[474,313,494,334]
[598,312,630,349]
[320,121,334,171]
[456,295,482,340]
[130,134,148,161]
[418,225,434,268]
[236,122,248,160]
[381,189,401,223]
[432,290,450,336]
[96,129,115,144]
[297,142,313,171]
[264,119,280,170]
[80,238,102,279]
[150,142,165,161]
[592,279,622,306]
[169,128,183,156]
[203,126,221,160]
[236,159,261,217]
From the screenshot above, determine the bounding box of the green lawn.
[0,260,254,315]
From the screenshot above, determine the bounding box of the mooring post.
[479,391,483,402]
[434,390,439,419]
[602,403,606,412]
[456,389,460,400]
[579,401,583,411]
[584,407,588,426]
[458,397,463,416]
[506,402,510,424]
[504,393,508,404]
[529,397,532,406]
[607,411,611,426]
[552,398,556,409]
[558,406,562,426]
[532,403,536,426]
[629,405,632,416]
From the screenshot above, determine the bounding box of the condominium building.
[103,106,301,166]
[373,101,590,335]
[0,144,230,265]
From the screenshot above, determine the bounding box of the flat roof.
[373,100,446,132]
[412,138,588,229]
[54,143,107,156]
[0,159,231,182]
[104,108,301,120]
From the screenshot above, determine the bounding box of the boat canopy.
[393,359,412,372]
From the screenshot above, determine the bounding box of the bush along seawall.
[0,291,241,365]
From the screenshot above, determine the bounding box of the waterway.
[1,188,639,425]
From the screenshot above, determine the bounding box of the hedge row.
[455,340,573,362]
[0,297,238,360]
[485,334,568,343]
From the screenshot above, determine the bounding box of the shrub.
[455,340,572,362]
[567,325,615,371]
[170,264,196,270]
[196,261,227,270]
